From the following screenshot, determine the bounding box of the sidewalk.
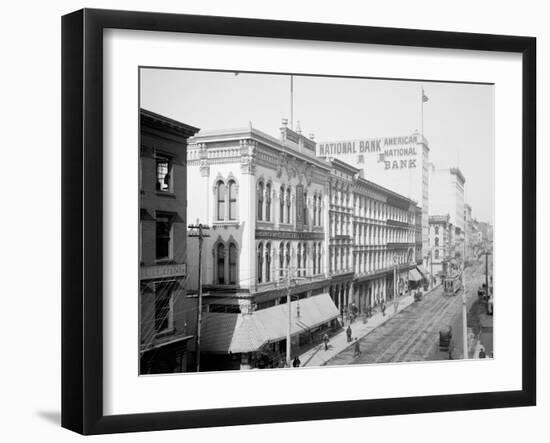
[299,285,441,367]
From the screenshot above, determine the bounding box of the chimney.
[309,133,315,140]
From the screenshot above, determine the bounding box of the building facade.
[428,214,452,278]
[185,120,427,371]
[186,121,338,370]
[139,109,200,374]
[429,166,466,234]
[317,132,430,263]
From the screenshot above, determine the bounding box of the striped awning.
[201,293,339,354]
[408,268,423,281]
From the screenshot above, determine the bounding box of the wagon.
[439,326,453,351]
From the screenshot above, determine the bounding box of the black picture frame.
[61,8,536,435]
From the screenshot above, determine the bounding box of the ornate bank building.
[186,121,339,370]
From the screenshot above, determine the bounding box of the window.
[317,196,322,226]
[317,243,321,274]
[265,243,271,282]
[286,188,291,223]
[228,180,237,220]
[156,155,172,192]
[312,243,317,274]
[296,243,302,277]
[257,182,264,221]
[265,183,271,222]
[257,243,263,283]
[435,237,440,247]
[155,214,173,260]
[216,243,225,284]
[154,281,175,332]
[435,226,439,235]
[286,242,291,269]
[279,242,285,278]
[302,243,307,277]
[303,192,308,226]
[312,196,317,226]
[229,243,237,284]
[216,181,225,221]
[435,249,440,259]
[279,186,285,223]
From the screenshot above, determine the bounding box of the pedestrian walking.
[346,325,352,343]
[323,332,330,351]
[381,301,386,316]
[292,356,301,367]
[353,338,361,357]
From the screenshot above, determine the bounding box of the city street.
[327,260,489,365]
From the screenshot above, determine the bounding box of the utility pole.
[281,266,306,368]
[188,220,210,372]
[485,251,490,295]
[393,254,397,302]
[461,233,468,360]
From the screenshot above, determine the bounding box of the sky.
[140,68,494,224]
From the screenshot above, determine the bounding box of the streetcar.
[443,272,462,296]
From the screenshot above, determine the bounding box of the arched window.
[435,237,440,247]
[317,242,322,274]
[303,192,308,226]
[302,243,307,276]
[216,181,225,221]
[279,186,285,223]
[229,243,237,284]
[257,243,263,283]
[317,196,322,226]
[265,243,271,282]
[286,188,291,223]
[435,226,439,235]
[279,242,285,278]
[312,195,317,226]
[257,182,264,221]
[265,183,271,222]
[228,180,237,220]
[297,244,302,275]
[285,242,291,269]
[312,243,317,274]
[216,243,225,284]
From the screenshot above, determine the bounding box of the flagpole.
[290,75,294,130]
[421,86,424,140]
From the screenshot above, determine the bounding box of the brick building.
[139,109,200,374]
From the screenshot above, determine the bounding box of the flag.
[422,89,429,103]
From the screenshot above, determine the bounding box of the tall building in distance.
[429,166,466,235]
[139,109,200,374]
[316,132,430,263]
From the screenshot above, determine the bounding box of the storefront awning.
[416,265,429,278]
[408,268,423,282]
[201,293,339,354]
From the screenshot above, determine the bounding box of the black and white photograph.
[138,69,494,375]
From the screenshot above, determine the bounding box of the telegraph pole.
[485,251,490,295]
[461,234,468,359]
[188,220,210,372]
